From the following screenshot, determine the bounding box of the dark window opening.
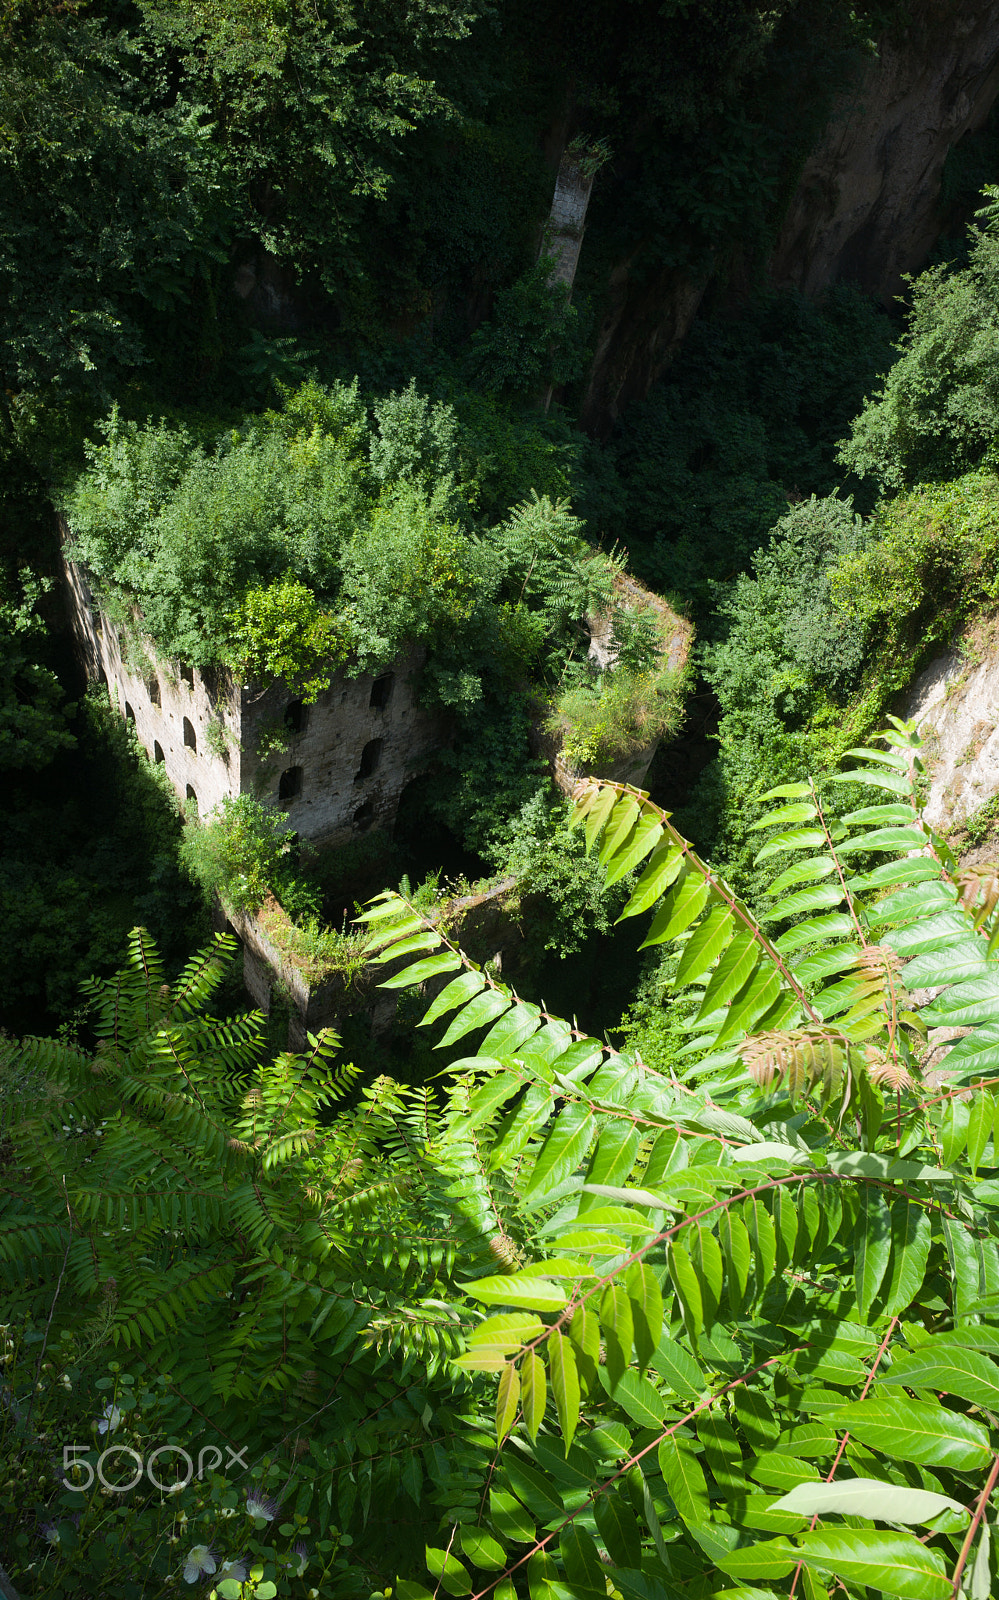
[180,662,194,687]
[353,801,374,832]
[186,785,198,808]
[369,673,394,711]
[148,676,161,707]
[183,717,197,752]
[284,699,307,734]
[98,667,108,689]
[154,741,165,764]
[278,765,303,802]
[125,702,135,723]
[354,738,383,783]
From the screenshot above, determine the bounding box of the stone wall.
[900,620,999,831]
[769,0,999,304]
[238,644,450,846]
[63,551,239,817]
[62,540,450,844]
[224,875,520,1048]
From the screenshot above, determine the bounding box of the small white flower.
[97,1403,120,1435]
[182,1544,216,1584]
[245,1489,277,1520]
[216,1558,248,1583]
[60,1374,72,1391]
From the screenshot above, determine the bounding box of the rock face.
[901,634,999,830]
[581,2,999,432]
[769,1,999,303]
[63,541,448,845]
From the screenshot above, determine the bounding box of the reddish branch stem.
[949,1451,999,1600]
[788,1315,899,1599]
[468,1350,804,1600]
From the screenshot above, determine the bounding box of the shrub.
[830,469,999,670]
[554,662,687,770]
[839,229,999,492]
[179,793,295,915]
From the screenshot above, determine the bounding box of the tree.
[6,718,999,1596]
[839,230,999,493]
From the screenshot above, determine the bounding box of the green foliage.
[12,715,999,1597]
[0,575,75,770]
[355,717,999,1600]
[0,928,513,1595]
[466,262,588,399]
[554,661,687,771]
[605,287,895,596]
[684,494,871,888]
[180,793,297,915]
[225,576,353,703]
[489,790,620,961]
[489,491,616,656]
[839,230,999,493]
[0,686,203,1032]
[830,470,999,674]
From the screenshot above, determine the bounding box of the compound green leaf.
[559,1525,606,1599]
[469,1273,567,1312]
[420,969,487,1027]
[594,1490,643,1569]
[619,843,685,920]
[750,803,818,831]
[651,1335,707,1403]
[855,1191,892,1318]
[792,1528,949,1600]
[697,933,760,1021]
[882,1201,932,1319]
[601,1283,634,1389]
[426,1546,472,1597]
[603,812,664,889]
[754,829,828,864]
[597,1365,668,1429]
[524,1103,594,1202]
[882,1344,999,1411]
[459,1527,508,1571]
[436,988,512,1048]
[676,907,735,987]
[759,884,844,922]
[773,1479,965,1522]
[495,1362,520,1444]
[522,1349,546,1442]
[658,1435,709,1525]
[626,1261,664,1373]
[715,1541,796,1581]
[640,875,711,948]
[489,1489,534,1544]
[824,1399,992,1470]
[549,1329,580,1452]
[599,795,642,866]
[379,950,463,989]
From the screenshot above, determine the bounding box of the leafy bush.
[839,230,999,492]
[605,286,895,598]
[555,661,687,770]
[830,470,999,672]
[684,494,871,888]
[225,576,354,704]
[179,794,296,916]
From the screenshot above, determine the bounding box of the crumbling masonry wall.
[62,544,450,843]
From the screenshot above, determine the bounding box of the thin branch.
[949,1451,999,1600]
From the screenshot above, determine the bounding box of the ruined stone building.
[63,549,449,843]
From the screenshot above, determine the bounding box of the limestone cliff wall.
[770,0,999,303]
[581,1,999,432]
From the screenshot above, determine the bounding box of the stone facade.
[63,548,450,844]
